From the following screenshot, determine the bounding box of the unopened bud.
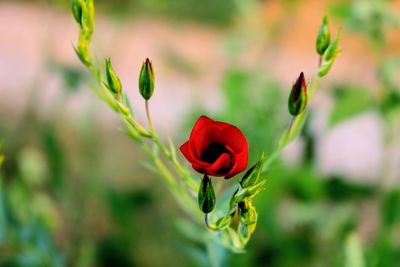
[240,153,264,188]
[85,0,95,20]
[139,58,155,100]
[198,174,216,214]
[105,58,122,96]
[323,29,341,62]
[316,16,330,56]
[288,72,307,116]
[71,0,83,26]
[74,42,91,67]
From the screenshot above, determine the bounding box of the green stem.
[203,213,222,231]
[145,100,155,134]
[144,99,198,192]
[281,116,295,149]
[205,213,209,228]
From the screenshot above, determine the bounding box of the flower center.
[201,144,229,164]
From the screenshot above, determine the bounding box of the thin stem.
[144,100,197,192]
[204,213,218,231]
[145,100,155,134]
[281,116,295,149]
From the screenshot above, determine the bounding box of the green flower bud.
[198,174,216,214]
[318,60,334,78]
[139,58,155,100]
[71,0,83,26]
[288,72,308,116]
[316,16,330,56]
[240,153,265,188]
[85,0,95,20]
[74,42,91,67]
[80,1,94,42]
[323,29,341,62]
[105,58,122,96]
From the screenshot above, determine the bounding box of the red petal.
[192,124,221,156]
[182,141,211,170]
[225,149,248,179]
[207,152,231,176]
[190,116,215,137]
[180,142,193,161]
[214,123,248,153]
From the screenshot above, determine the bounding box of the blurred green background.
[0,0,400,266]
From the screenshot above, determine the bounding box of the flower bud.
[105,58,122,97]
[198,174,216,214]
[318,60,334,78]
[316,16,330,56]
[74,42,91,67]
[288,72,308,116]
[323,30,341,62]
[139,58,155,100]
[240,153,264,188]
[71,0,83,26]
[85,0,95,20]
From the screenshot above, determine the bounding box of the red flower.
[180,116,248,179]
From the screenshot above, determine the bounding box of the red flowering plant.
[180,116,248,179]
[71,0,340,251]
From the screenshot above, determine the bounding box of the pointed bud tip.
[198,174,216,214]
[139,57,155,100]
[104,58,122,96]
[288,72,308,116]
[316,16,331,55]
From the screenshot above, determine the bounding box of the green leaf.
[329,88,374,127]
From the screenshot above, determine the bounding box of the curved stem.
[144,100,198,192]
[204,213,220,231]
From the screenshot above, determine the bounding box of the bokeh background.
[1,0,400,266]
